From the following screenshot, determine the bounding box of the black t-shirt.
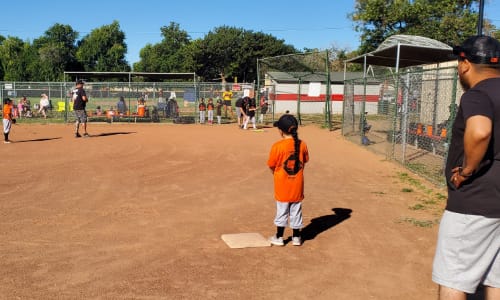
[72,87,87,110]
[235,98,243,108]
[445,77,500,217]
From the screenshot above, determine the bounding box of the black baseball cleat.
[75,132,82,138]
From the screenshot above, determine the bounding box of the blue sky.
[1,0,499,65]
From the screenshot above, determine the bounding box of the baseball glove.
[12,119,16,124]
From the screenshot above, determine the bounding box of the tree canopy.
[76,21,130,72]
[350,0,488,53]
[135,23,297,83]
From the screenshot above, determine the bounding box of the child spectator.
[207,98,215,125]
[215,97,223,124]
[16,99,23,118]
[198,98,206,124]
[267,114,309,246]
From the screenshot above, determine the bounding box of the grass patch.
[371,191,386,195]
[399,217,437,228]
[409,203,425,210]
[401,188,413,193]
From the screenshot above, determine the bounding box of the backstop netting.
[1,78,254,124]
[342,65,460,184]
[257,51,334,128]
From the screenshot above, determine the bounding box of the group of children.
[198,97,220,125]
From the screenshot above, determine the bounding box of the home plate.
[221,233,271,248]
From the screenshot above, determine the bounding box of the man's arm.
[452,115,492,187]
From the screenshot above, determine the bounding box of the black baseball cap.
[76,79,85,85]
[273,114,298,133]
[452,35,500,65]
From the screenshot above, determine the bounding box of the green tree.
[194,26,296,82]
[0,35,5,80]
[350,0,485,53]
[0,36,35,81]
[76,21,130,72]
[133,22,191,73]
[32,23,79,81]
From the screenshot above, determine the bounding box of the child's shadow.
[301,208,352,242]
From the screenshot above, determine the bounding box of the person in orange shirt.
[267,114,309,246]
[3,98,15,144]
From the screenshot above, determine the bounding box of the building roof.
[267,71,364,83]
[346,34,453,68]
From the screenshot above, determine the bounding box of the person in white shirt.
[38,93,50,119]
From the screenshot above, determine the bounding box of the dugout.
[63,71,197,123]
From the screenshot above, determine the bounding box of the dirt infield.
[0,122,444,299]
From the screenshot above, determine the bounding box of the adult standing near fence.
[222,87,233,120]
[432,35,500,300]
[72,79,89,138]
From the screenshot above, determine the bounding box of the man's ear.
[459,59,472,75]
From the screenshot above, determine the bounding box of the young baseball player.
[207,98,215,125]
[267,114,309,246]
[3,98,15,144]
[215,97,223,124]
[198,98,206,124]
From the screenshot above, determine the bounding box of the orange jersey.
[3,104,12,120]
[267,138,309,202]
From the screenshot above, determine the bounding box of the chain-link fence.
[1,81,254,124]
[342,66,460,184]
[257,51,334,128]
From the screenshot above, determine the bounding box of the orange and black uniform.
[3,101,14,142]
[267,138,309,202]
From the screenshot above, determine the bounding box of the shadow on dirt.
[13,137,62,143]
[91,132,136,137]
[301,208,352,242]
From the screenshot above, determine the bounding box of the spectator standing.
[17,99,23,118]
[235,97,244,128]
[71,79,89,138]
[222,87,233,119]
[432,35,500,299]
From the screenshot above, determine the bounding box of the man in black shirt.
[432,36,500,299]
[72,80,89,137]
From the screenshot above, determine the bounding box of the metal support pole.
[478,0,485,35]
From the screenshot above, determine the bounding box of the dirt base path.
[0,123,443,299]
